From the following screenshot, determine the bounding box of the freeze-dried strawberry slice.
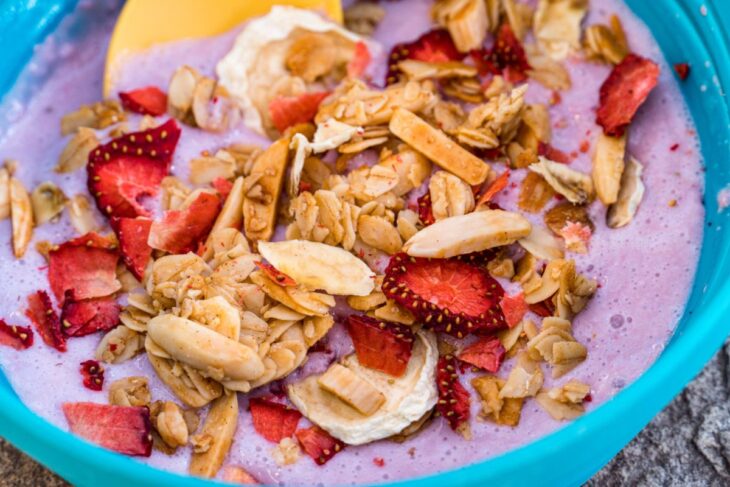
[383,254,507,337]
[529,299,555,318]
[269,92,330,133]
[80,360,105,391]
[255,261,297,287]
[538,142,572,164]
[436,355,470,432]
[87,119,180,219]
[499,293,528,328]
[347,41,372,78]
[148,191,221,254]
[25,291,66,352]
[296,426,345,465]
[119,86,168,116]
[212,177,234,199]
[458,336,506,373]
[249,397,302,443]
[386,29,464,84]
[596,53,660,137]
[48,232,121,303]
[471,24,531,81]
[0,319,33,350]
[62,402,152,456]
[111,217,152,281]
[417,191,435,226]
[346,315,414,377]
[674,63,690,81]
[61,292,121,337]
[476,170,510,206]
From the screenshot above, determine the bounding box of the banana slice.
[287,331,438,445]
[403,210,531,258]
[318,363,386,416]
[258,240,375,296]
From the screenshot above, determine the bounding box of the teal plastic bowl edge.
[1,1,729,486]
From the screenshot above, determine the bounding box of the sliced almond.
[30,182,67,226]
[530,156,594,204]
[258,240,375,296]
[518,224,564,261]
[189,393,239,478]
[404,210,531,258]
[389,108,491,185]
[318,363,386,416]
[592,132,627,205]
[607,156,645,228]
[9,177,33,258]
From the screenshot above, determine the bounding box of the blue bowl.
[1,1,729,486]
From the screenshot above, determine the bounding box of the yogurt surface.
[0,0,705,485]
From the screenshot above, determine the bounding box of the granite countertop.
[1,342,729,486]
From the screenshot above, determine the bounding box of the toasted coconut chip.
[56,127,99,173]
[530,156,594,204]
[544,202,594,236]
[189,150,236,185]
[9,177,34,258]
[61,100,126,135]
[30,182,67,226]
[518,172,556,213]
[109,376,151,407]
[592,132,627,205]
[536,391,584,420]
[607,156,645,228]
[499,352,543,399]
[397,60,478,81]
[189,393,239,478]
[525,43,572,91]
[527,315,588,378]
[518,224,564,261]
[345,1,386,36]
[523,259,563,304]
[549,379,591,403]
[432,0,489,52]
[555,260,597,320]
[471,375,524,426]
[498,319,527,353]
[583,15,629,65]
[429,171,475,221]
[534,0,588,61]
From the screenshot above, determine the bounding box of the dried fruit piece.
[544,202,594,236]
[458,336,506,373]
[0,319,33,350]
[318,363,386,416]
[119,86,168,116]
[500,293,528,328]
[109,377,150,407]
[436,355,470,433]
[674,63,690,80]
[249,397,302,443]
[62,402,152,456]
[296,426,345,465]
[518,172,556,213]
[472,23,531,81]
[417,191,435,226]
[189,393,239,477]
[471,375,524,426]
[25,290,66,352]
[596,54,660,137]
[530,157,594,204]
[61,293,121,337]
[148,191,221,254]
[347,41,372,78]
[607,156,645,228]
[592,132,627,205]
[383,253,506,337]
[255,261,297,287]
[87,119,181,219]
[48,232,121,303]
[346,315,415,377]
[80,360,105,391]
[111,217,152,281]
[560,222,592,254]
[386,29,463,84]
[269,92,330,134]
[534,0,588,61]
[31,182,67,225]
[500,352,544,398]
[9,177,34,258]
[476,170,510,207]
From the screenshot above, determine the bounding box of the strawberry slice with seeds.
[48,232,120,303]
[476,170,510,207]
[346,315,415,377]
[458,336,506,373]
[596,53,660,137]
[529,299,555,318]
[383,254,507,337]
[347,41,372,78]
[255,261,297,287]
[386,29,464,84]
[61,292,121,337]
[0,319,33,350]
[499,293,528,328]
[119,86,168,116]
[87,119,180,219]
[472,24,531,81]
[80,360,105,391]
[62,402,152,456]
[269,92,330,134]
[417,191,435,226]
[295,426,345,465]
[111,217,152,281]
[436,355,471,432]
[25,291,66,352]
[249,397,302,443]
[148,191,221,254]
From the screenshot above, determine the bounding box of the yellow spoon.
[104,0,343,97]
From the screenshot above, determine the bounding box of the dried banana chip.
[30,182,67,226]
[9,177,34,258]
[607,156,645,228]
[530,156,594,204]
[592,132,627,205]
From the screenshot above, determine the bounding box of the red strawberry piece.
[472,24,531,81]
[674,63,690,81]
[529,299,555,318]
[499,293,528,328]
[436,355,470,432]
[386,29,464,85]
[111,217,152,281]
[148,191,221,254]
[25,291,66,352]
[212,177,234,200]
[249,397,302,443]
[383,254,507,337]
[346,315,415,377]
[62,402,152,456]
[269,92,330,133]
[373,457,385,467]
[538,142,572,164]
[48,232,121,303]
[596,53,660,137]
[417,191,435,226]
[295,426,345,465]
[87,119,180,219]
[80,360,105,391]
[255,261,297,287]
[119,86,168,116]
[347,41,372,78]
[458,336,506,373]
[61,292,121,337]
[476,170,510,207]
[0,319,33,350]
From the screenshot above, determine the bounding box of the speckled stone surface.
[1,343,729,486]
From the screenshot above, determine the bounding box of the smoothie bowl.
[0,0,728,486]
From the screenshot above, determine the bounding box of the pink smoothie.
[0,0,705,485]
